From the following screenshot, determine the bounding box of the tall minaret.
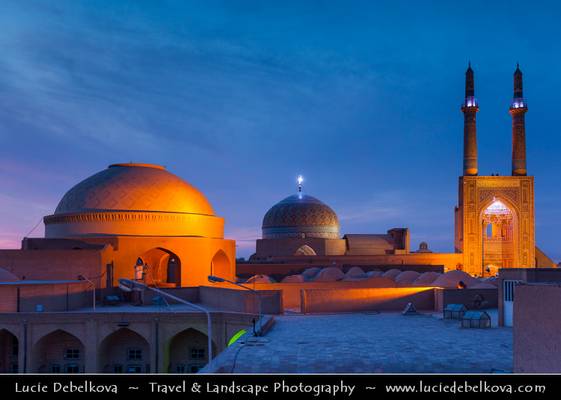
[461,63,478,176]
[510,63,528,176]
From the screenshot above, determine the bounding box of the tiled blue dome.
[262,194,339,239]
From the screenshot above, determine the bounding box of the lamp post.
[78,275,95,312]
[118,279,213,368]
[208,275,263,335]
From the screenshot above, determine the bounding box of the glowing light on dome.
[297,175,304,197]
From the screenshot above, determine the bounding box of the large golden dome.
[262,194,339,239]
[44,163,224,238]
[54,163,214,215]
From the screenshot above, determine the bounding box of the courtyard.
[211,311,513,373]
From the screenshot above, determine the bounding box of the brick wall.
[199,286,283,314]
[0,311,256,372]
[19,283,91,312]
[0,287,17,312]
[514,284,561,372]
[0,283,91,313]
[301,287,436,313]
[434,288,498,312]
[0,249,102,281]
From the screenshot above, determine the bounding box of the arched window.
[294,245,317,256]
[98,328,150,373]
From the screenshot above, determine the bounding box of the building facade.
[454,65,539,276]
[0,163,236,290]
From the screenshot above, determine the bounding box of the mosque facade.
[248,65,554,276]
[455,65,538,276]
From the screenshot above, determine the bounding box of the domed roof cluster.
[54,163,214,216]
[242,268,499,288]
[262,194,339,239]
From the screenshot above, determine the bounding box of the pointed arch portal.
[166,328,216,373]
[0,329,18,373]
[98,328,150,373]
[210,250,230,279]
[137,248,181,287]
[481,198,517,275]
[32,329,85,373]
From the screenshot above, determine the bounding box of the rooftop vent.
[443,303,466,320]
[460,311,491,329]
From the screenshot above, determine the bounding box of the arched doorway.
[294,244,317,256]
[32,330,84,373]
[137,248,181,287]
[210,250,230,279]
[166,328,216,373]
[0,329,18,372]
[98,328,150,373]
[481,198,517,276]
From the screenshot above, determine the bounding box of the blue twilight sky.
[1,1,560,260]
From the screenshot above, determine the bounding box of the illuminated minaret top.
[461,62,479,176]
[510,63,528,176]
[512,63,525,105]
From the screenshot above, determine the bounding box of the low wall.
[0,249,102,281]
[301,287,436,313]
[0,282,91,312]
[250,278,397,309]
[0,287,17,312]
[514,284,561,372]
[19,283,91,312]
[434,288,498,312]
[142,287,200,304]
[199,286,283,315]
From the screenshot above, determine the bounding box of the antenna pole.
[297,175,304,195]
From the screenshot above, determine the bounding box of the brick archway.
[0,329,18,372]
[32,329,84,373]
[137,247,181,286]
[210,250,230,279]
[165,328,217,373]
[98,328,150,373]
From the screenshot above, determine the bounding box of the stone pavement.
[212,312,512,373]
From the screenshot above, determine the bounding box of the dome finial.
[297,175,304,197]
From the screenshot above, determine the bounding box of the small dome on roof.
[262,194,339,239]
[432,270,478,288]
